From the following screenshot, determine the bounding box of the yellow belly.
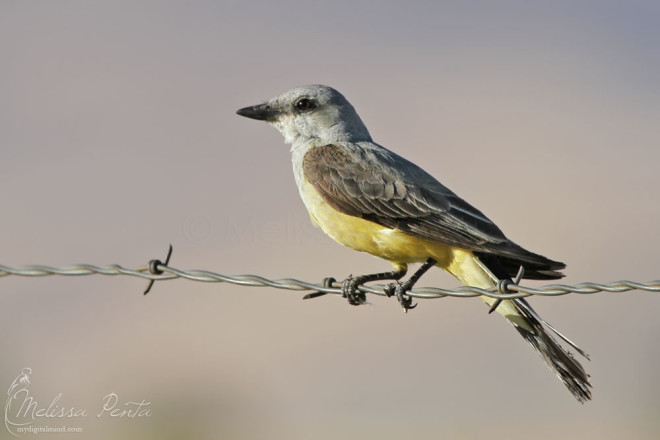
[300,178,449,264]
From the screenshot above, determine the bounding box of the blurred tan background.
[2,1,659,439]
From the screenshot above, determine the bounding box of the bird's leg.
[384,258,437,312]
[341,266,407,306]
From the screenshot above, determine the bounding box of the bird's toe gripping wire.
[384,258,436,313]
[384,282,417,312]
[341,275,368,305]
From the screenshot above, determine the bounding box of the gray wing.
[302,143,565,278]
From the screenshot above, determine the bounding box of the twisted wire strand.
[1,263,659,300]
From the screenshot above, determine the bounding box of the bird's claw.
[385,281,417,313]
[398,294,417,312]
[341,276,366,306]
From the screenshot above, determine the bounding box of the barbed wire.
[1,246,659,300]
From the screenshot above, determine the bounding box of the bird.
[236,84,591,402]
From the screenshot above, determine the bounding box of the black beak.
[236,103,281,122]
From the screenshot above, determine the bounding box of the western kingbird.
[236,85,591,402]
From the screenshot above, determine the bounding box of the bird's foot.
[384,281,417,313]
[341,276,366,306]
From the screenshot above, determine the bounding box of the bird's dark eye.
[295,98,316,111]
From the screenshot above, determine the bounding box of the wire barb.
[143,244,173,295]
[302,277,336,300]
[489,265,525,314]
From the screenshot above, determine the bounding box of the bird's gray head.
[236,85,372,145]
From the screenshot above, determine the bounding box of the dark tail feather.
[474,250,566,280]
[511,298,592,402]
